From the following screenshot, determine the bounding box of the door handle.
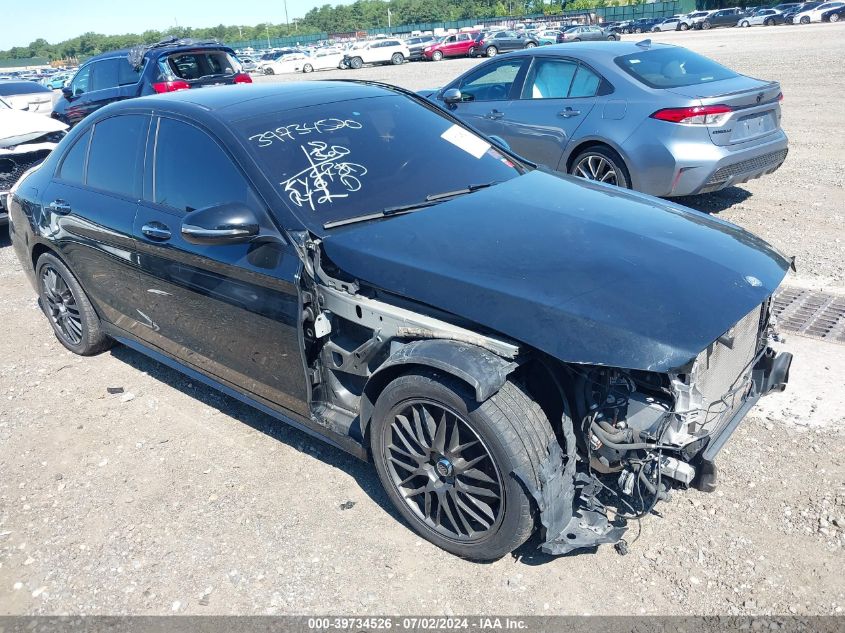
[141,222,172,241]
[47,199,72,215]
[485,109,505,120]
[558,107,582,118]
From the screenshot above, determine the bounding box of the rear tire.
[569,145,631,190]
[702,20,712,29]
[524,42,536,48]
[302,63,313,73]
[36,253,112,356]
[486,45,498,57]
[607,35,616,40]
[468,46,476,57]
[765,18,774,26]
[263,67,274,75]
[370,370,557,561]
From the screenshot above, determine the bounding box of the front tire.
[524,41,536,48]
[800,15,810,23]
[263,67,274,75]
[370,371,556,561]
[391,53,404,65]
[302,63,313,73]
[680,22,689,30]
[36,253,112,356]
[832,13,840,21]
[741,20,750,27]
[350,56,363,69]
[569,145,631,189]
[432,50,443,61]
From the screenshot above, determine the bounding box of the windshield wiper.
[322,182,501,230]
[424,181,500,201]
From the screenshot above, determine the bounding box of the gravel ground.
[1,25,844,616]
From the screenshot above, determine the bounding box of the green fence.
[0,56,49,68]
[226,1,689,50]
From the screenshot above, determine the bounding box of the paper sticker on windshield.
[441,125,491,159]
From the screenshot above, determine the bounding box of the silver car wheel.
[574,154,620,185]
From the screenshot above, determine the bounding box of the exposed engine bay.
[295,233,792,555]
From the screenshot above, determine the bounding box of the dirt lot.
[1,24,844,616]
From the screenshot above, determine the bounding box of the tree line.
[0,0,644,61]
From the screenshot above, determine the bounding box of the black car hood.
[321,171,790,372]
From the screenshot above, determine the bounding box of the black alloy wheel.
[381,399,505,542]
[40,264,83,346]
[36,253,111,356]
[371,371,558,560]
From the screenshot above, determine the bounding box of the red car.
[422,31,481,61]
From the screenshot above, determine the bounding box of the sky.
[3,0,352,50]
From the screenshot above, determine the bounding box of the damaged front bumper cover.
[519,347,792,556]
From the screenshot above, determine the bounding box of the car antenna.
[636,38,652,48]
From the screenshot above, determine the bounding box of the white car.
[260,53,310,75]
[652,17,684,31]
[0,80,53,114]
[343,39,410,69]
[0,96,67,224]
[793,0,844,21]
[687,10,717,27]
[301,49,346,73]
[738,9,784,26]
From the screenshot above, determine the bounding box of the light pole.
[284,0,290,30]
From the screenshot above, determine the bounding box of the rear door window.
[521,59,578,99]
[90,59,119,91]
[86,114,149,198]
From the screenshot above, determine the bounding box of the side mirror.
[181,202,260,245]
[442,88,462,104]
[61,86,73,99]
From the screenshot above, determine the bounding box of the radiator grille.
[691,303,763,433]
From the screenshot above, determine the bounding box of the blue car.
[51,37,252,127]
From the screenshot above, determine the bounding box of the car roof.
[86,41,233,64]
[499,40,676,62]
[129,81,400,122]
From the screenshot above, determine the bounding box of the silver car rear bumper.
[628,128,789,197]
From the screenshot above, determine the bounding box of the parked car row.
[601,2,844,33]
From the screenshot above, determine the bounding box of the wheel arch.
[359,339,520,443]
[30,242,105,322]
[562,138,635,188]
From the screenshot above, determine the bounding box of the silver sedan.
[424,41,788,197]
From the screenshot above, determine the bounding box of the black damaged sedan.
[8,81,793,561]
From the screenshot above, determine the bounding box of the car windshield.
[237,94,524,230]
[615,47,739,89]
